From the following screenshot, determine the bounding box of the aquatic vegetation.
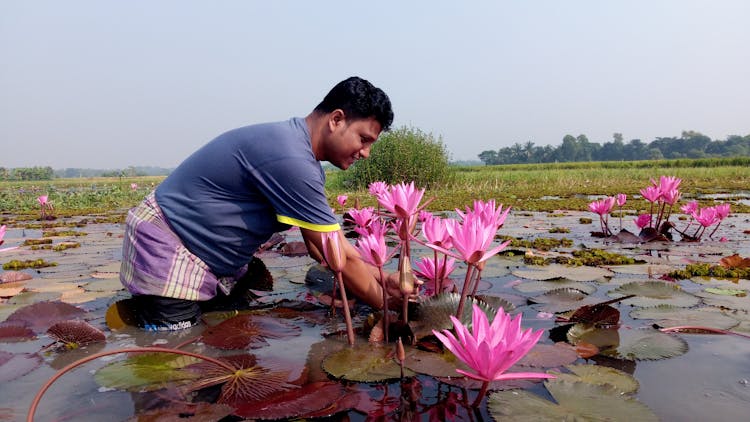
[669,262,750,280]
[22,239,53,247]
[500,235,574,251]
[2,259,57,270]
[524,249,638,267]
[321,231,355,345]
[549,227,570,233]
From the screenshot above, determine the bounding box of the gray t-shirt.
[155,117,339,276]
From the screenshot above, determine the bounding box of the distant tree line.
[0,166,173,181]
[0,166,55,181]
[478,131,750,165]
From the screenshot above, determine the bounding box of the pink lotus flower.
[368,181,388,198]
[661,189,681,205]
[421,214,452,249]
[715,203,730,220]
[355,230,391,267]
[616,193,627,207]
[634,214,651,229]
[640,186,661,203]
[130,183,138,191]
[377,181,425,220]
[431,218,510,266]
[680,201,699,215]
[433,304,553,405]
[418,210,433,222]
[693,207,719,228]
[457,199,510,229]
[37,195,49,205]
[336,195,348,207]
[656,175,682,193]
[588,197,615,216]
[346,207,375,229]
[414,256,456,295]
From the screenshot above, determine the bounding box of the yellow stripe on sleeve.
[277,215,340,232]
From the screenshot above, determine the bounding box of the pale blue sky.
[2,0,748,169]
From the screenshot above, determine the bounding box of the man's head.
[314,76,393,132]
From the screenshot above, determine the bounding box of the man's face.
[327,115,382,170]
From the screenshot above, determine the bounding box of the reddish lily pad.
[719,254,750,269]
[0,351,42,382]
[6,301,86,332]
[516,342,579,368]
[232,381,345,420]
[47,320,106,349]
[0,321,36,342]
[202,314,302,350]
[134,402,235,422]
[0,271,32,283]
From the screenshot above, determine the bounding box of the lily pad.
[515,342,580,368]
[631,305,739,330]
[322,343,413,382]
[5,301,87,332]
[488,380,658,421]
[411,293,497,340]
[529,288,600,313]
[0,321,36,342]
[233,381,346,420]
[704,287,747,296]
[549,364,639,394]
[94,352,200,392]
[604,264,675,276]
[0,271,33,283]
[695,290,750,311]
[567,325,688,361]
[202,314,302,350]
[403,347,468,378]
[47,320,106,348]
[513,280,597,295]
[513,264,614,282]
[608,281,699,308]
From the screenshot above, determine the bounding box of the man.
[119,76,401,330]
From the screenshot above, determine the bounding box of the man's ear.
[328,109,346,131]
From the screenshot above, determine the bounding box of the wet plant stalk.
[378,266,390,343]
[335,271,355,345]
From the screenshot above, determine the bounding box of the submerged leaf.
[488,380,658,421]
[94,352,200,392]
[513,280,597,294]
[411,292,497,340]
[695,291,750,312]
[0,321,36,342]
[233,381,345,420]
[550,364,639,394]
[322,343,413,382]
[202,314,301,350]
[530,288,600,313]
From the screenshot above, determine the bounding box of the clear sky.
[2,0,748,169]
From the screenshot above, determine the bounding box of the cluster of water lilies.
[324,181,549,403]
[588,175,731,241]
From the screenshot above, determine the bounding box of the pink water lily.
[37,195,49,205]
[431,218,510,266]
[321,231,354,344]
[640,186,661,203]
[413,256,456,295]
[661,188,681,205]
[457,199,510,229]
[130,183,138,191]
[345,207,375,230]
[680,201,699,215]
[616,193,627,207]
[368,181,388,198]
[656,175,682,193]
[377,181,425,220]
[421,214,452,249]
[336,195,348,207]
[635,214,652,229]
[433,304,554,406]
[588,197,615,216]
[355,228,395,342]
[715,203,731,220]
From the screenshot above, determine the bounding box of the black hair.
[314,76,393,131]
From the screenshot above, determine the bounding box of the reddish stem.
[335,271,355,345]
[455,264,475,318]
[378,266,390,344]
[27,346,234,422]
[471,380,489,408]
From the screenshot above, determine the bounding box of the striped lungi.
[120,192,246,301]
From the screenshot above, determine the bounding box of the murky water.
[1,210,749,421]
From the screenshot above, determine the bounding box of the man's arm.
[301,228,398,309]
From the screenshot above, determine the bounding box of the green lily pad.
[704,287,747,296]
[690,277,750,290]
[631,305,739,330]
[529,288,600,313]
[512,264,613,282]
[567,325,688,361]
[411,293,498,339]
[604,264,675,276]
[94,352,200,392]
[512,266,561,281]
[549,364,639,394]
[321,343,413,382]
[608,281,699,308]
[403,347,467,378]
[513,280,597,295]
[488,380,658,421]
[695,291,750,311]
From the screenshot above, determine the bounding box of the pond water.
[1,210,749,421]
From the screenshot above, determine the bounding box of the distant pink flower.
[719,237,728,242]
[639,186,661,203]
[0,225,6,246]
[418,210,433,222]
[656,175,682,193]
[680,201,699,215]
[368,181,388,198]
[336,195,348,207]
[37,195,49,205]
[635,214,651,229]
[588,197,615,216]
[661,189,681,205]
[616,194,627,207]
[457,199,510,229]
[432,304,553,383]
[130,183,138,191]
[346,207,375,229]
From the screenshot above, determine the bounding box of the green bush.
[344,126,451,188]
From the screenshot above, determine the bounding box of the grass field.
[1,159,749,220]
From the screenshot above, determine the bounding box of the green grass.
[1,159,748,223]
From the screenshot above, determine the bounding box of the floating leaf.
[488,380,658,421]
[0,321,36,342]
[513,280,597,294]
[513,264,614,282]
[608,281,699,308]
[604,264,675,276]
[549,364,639,394]
[47,320,106,349]
[322,343,413,382]
[185,354,294,406]
[530,288,600,313]
[630,305,739,330]
[0,351,42,382]
[403,347,468,377]
[202,314,301,350]
[512,266,561,281]
[0,281,25,297]
[94,352,200,392]
[6,301,86,332]
[567,295,634,327]
[134,402,235,422]
[704,287,747,296]
[0,271,32,283]
[719,254,750,269]
[516,342,579,368]
[695,291,750,311]
[568,325,688,361]
[411,292,497,340]
[233,381,346,420]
